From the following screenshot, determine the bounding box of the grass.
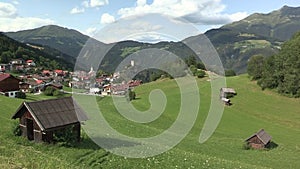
[0,75,299,168]
[234,40,272,53]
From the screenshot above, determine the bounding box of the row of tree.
[0,33,71,71]
[247,31,300,97]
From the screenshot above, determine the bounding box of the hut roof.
[246,129,272,145]
[12,97,88,131]
[221,88,236,94]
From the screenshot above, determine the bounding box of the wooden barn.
[12,97,88,143]
[0,73,21,97]
[220,87,237,98]
[245,129,272,149]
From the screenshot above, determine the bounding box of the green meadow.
[0,75,299,168]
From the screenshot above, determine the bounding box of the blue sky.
[0,0,299,42]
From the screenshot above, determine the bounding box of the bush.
[12,121,22,136]
[44,86,56,96]
[126,89,136,101]
[53,89,63,96]
[53,126,77,146]
[195,70,206,78]
[16,91,26,99]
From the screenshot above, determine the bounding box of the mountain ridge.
[4,5,300,74]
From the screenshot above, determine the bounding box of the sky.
[0,0,299,43]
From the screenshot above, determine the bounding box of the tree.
[185,55,197,67]
[247,55,265,80]
[0,51,13,63]
[257,31,300,97]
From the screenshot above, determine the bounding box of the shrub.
[12,121,22,136]
[16,91,26,99]
[53,126,77,146]
[126,89,136,101]
[44,86,56,96]
[53,89,63,96]
[196,70,206,78]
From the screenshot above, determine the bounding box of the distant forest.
[0,33,72,71]
[248,31,300,97]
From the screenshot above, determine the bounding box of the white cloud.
[101,13,115,24]
[118,0,249,25]
[0,2,54,32]
[136,0,147,7]
[0,17,54,32]
[80,0,109,9]
[82,1,90,8]
[12,1,19,5]
[0,2,17,18]
[228,12,248,22]
[70,7,85,14]
[90,0,109,8]
[85,27,97,36]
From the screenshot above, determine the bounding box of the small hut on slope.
[245,129,272,149]
[12,97,88,142]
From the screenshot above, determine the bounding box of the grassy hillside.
[0,75,299,168]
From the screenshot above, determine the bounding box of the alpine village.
[0,4,299,169]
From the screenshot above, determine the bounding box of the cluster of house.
[70,67,142,96]
[0,57,143,98]
[0,59,36,72]
[0,72,64,98]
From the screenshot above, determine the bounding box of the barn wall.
[0,76,20,92]
[19,111,44,142]
[247,136,265,149]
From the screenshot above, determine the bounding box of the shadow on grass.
[68,136,141,150]
[266,141,279,150]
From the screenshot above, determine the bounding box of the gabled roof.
[12,97,88,131]
[0,73,12,81]
[221,88,236,94]
[246,129,272,145]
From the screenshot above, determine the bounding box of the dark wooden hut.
[245,129,272,149]
[12,97,88,142]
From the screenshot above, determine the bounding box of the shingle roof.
[221,88,236,94]
[12,97,88,131]
[0,73,11,81]
[246,129,272,145]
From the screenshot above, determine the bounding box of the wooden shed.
[245,129,272,149]
[12,97,88,143]
[220,87,236,99]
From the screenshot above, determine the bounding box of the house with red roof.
[26,60,36,67]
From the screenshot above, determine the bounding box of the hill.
[5,25,91,59]
[5,6,300,74]
[223,6,300,41]
[0,75,299,168]
[0,33,73,70]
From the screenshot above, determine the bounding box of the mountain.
[198,6,300,73]
[200,28,280,73]
[0,32,73,70]
[5,25,90,59]
[223,6,300,41]
[5,6,300,74]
